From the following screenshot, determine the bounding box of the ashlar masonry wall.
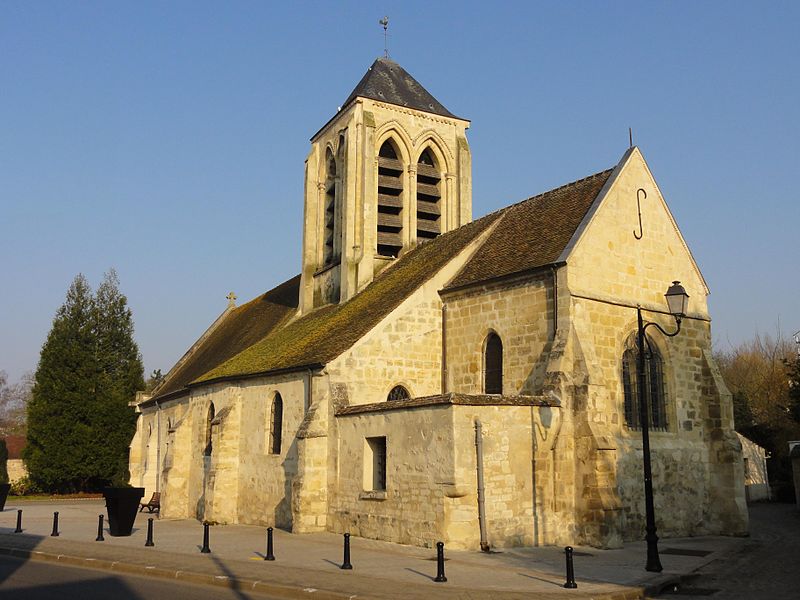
[331,405,453,547]
[443,274,553,396]
[563,147,748,540]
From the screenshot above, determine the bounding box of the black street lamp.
[637,280,689,572]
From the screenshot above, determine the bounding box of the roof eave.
[440,261,567,297]
[189,363,325,390]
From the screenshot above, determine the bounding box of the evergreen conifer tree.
[93,269,144,486]
[24,272,144,492]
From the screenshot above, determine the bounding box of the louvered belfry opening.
[377,140,404,257]
[323,149,338,265]
[416,148,441,241]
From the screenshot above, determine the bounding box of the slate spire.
[342,57,458,119]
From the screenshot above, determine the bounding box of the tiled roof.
[194,213,501,384]
[446,168,614,290]
[148,164,615,399]
[342,58,458,119]
[336,393,558,416]
[151,275,300,400]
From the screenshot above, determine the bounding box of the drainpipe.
[441,304,448,394]
[155,400,161,493]
[475,419,490,552]
[306,368,313,412]
[550,265,559,341]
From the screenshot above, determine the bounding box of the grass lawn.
[10,493,103,501]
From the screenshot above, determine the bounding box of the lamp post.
[637,280,689,573]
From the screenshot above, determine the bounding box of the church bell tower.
[299,58,473,314]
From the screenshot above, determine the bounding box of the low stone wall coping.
[336,392,558,416]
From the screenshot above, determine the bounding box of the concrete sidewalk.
[0,499,745,599]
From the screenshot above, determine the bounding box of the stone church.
[129,57,748,549]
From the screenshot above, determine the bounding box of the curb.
[0,546,351,600]
[0,544,655,600]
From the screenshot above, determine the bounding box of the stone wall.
[131,373,308,528]
[737,433,769,503]
[443,274,553,396]
[326,226,494,406]
[449,404,558,549]
[330,405,453,547]
[7,459,26,484]
[562,148,747,539]
[300,95,473,313]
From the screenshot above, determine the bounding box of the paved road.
[657,502,800,599]
[0,556,279,600]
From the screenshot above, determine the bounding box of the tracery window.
[387,385,410,401]
[484,332,503,394]
[416,148,441,241]
[204,403,215,456]
[622,333,668,431]
[377,139,404,257]
[270,393,283,455]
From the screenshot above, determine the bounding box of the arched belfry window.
[270,393,283,455]
[204,403,215,456]
[387,385,410,401]
[416,148,441,241]
[484,333,503,394]
[622,333,668,431]
[377,140,404,257]
[323,148,339,265]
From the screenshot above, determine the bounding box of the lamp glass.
[665,281,689,316]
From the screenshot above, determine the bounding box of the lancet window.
[270,393,283,455]
[622,333,668,431]
[377,140,404,257]
[416,148,441,241]
[323,149,339,265]
[484,333,503,394]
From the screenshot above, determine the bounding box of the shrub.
[10,476,42,496]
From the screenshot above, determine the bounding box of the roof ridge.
[493,167,615,215]
[341,57,459,119]
[446,166,616,291]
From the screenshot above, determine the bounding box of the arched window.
[622,333,668,431]
[377,139,404,257]
[204,403,215,456]
[387,385,410,401]
[270,393,283,455]
[416,148,441,241]
[484,333,503,394]
[323,148,339,265]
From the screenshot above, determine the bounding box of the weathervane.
[379,16,389,58]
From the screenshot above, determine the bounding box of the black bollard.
[96,515,105,541]
[50,512,59,537]
[14,509,22,533]
[200,522,211,553]
[340,533,353,570]
[264,527,275,561]
[145,518,154,547]
[434,541,447,582]
[563,546,578,589]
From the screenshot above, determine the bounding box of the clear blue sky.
[2,1,798,383]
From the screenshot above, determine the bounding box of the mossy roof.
[194,213,501,384]
[148,165,614,400]
[446,168,614,290]
[152,275,300,400]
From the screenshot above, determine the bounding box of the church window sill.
[359,490,387,501]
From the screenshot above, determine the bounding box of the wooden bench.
[139,492,160,514]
